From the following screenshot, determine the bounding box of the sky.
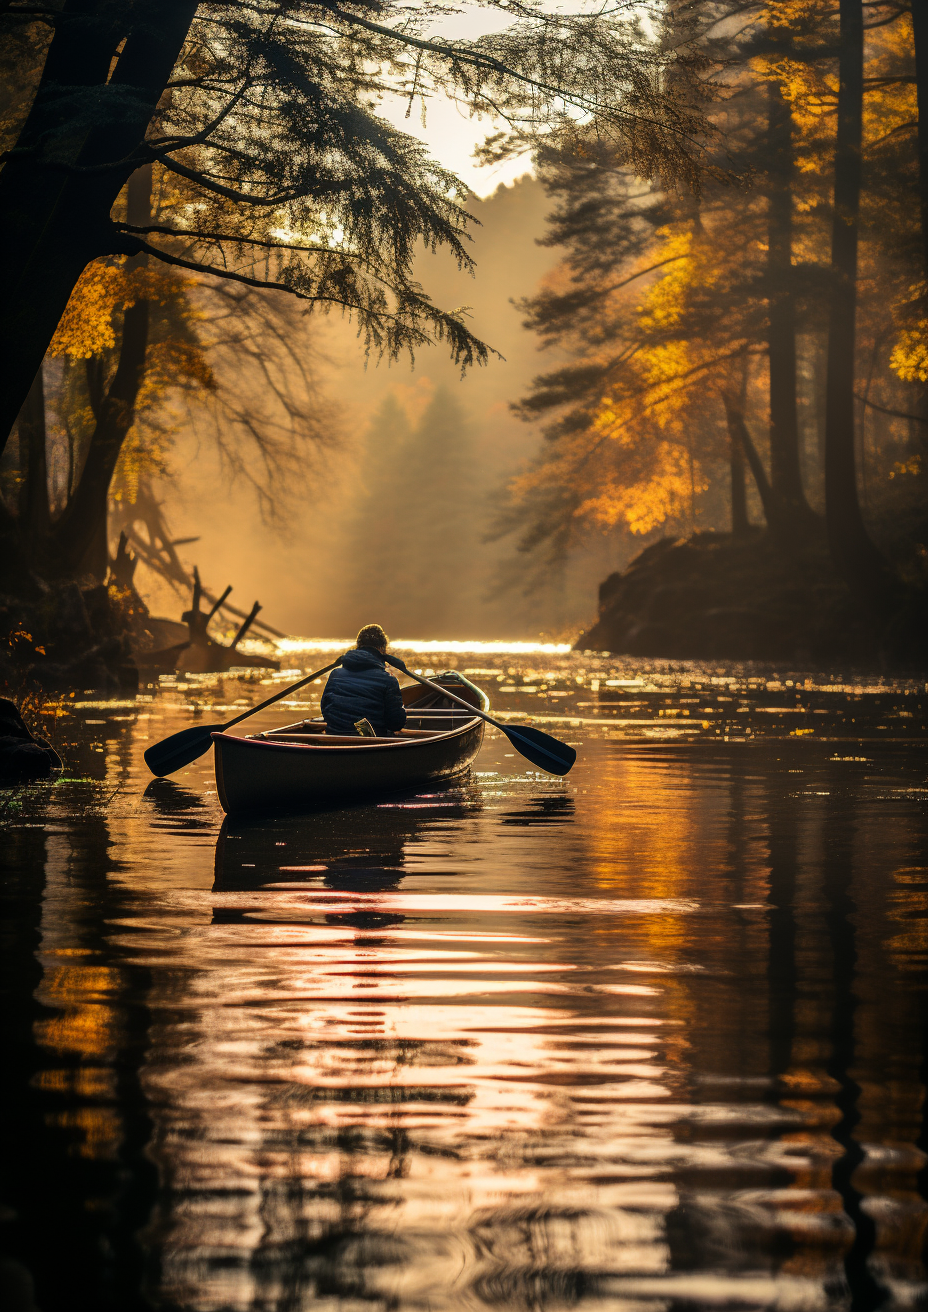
[374,1,538,198]
[378,88,535,198]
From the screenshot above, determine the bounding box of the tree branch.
[152,151,323,206]
[322,5,696,144]
[855,392,928,425]
[118,236,493,360]
[114,221,367,259]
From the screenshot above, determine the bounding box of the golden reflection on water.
[4,648,928,1311]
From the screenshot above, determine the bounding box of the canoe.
[212,673,489,815]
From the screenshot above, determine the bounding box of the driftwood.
[114,488,285,638]
[139,568,280,674]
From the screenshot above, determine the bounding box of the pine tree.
[0,0,712,457]
[341,387,480,639]
[345,395,414,626]
[397,388,479,637]
[502,0,927,604]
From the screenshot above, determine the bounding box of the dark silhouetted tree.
[0,0,712,460]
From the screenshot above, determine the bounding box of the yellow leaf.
[49,261,127,359]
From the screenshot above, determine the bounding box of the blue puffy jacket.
[321,647,407,736]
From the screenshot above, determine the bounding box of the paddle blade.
[503,723,577,776]
[144,723,224,777]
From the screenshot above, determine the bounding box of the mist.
[135,176,613,641]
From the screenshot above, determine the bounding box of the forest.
[1,0,927,687]
[504,0,928,663]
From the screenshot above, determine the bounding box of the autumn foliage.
[507,0,928,602]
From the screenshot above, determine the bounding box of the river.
[1,642,926,1312]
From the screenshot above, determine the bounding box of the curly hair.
[356,623,388,651]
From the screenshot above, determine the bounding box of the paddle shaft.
[144,657,347,777]
[393,667,512,732]
[220,658,343,732]
[386,661,569,769]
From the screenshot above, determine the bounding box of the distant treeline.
[341,389,481,638]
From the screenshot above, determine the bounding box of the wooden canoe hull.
[213,717,485,815]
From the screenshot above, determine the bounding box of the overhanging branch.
[117,235,493,360]
[115,221,371,261]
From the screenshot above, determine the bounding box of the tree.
[823,0,894,597]
[765,76,812,527]
[2,190,336,583]
[1,182,217,581]
[0,0,711,459]
[502,0,927,606]
[343,387,480,637]
[911,0,928,276]
[502,151,758,562]
[51,165,157,577]
[344,394,413,624]
[396,387,480,635]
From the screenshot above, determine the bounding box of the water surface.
[2,647,927,1311]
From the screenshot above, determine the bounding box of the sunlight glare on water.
[1,641,927,1312]
[275,637,575,655]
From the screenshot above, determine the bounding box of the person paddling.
[320,625,407,737]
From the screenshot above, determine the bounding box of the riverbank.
[0,577,147,697]
[576,530,928,667]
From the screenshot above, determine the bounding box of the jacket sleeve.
[382,673,407,731]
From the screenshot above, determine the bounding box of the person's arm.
[383,673,407,733]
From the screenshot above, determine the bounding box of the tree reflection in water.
[1,775,156,1312]
[1,702,927,1312]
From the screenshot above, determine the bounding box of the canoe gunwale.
[212,714,481,756]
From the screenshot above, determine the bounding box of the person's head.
[356,623,388,654]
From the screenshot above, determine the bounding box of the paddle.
[144,657,344,778]
[383,654,576,776]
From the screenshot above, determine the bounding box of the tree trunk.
[812,333,828,493]
[17,366,51,546]
[766,80,812,527]
[52,303,150,579]
[52,166,153,580]
[722,392,775,526]
[909,0,928,485]
[729,422,749,536]
[0,0,197,455]
[912,0,928,278]
[723,358,750,535]
[824,0,892,600]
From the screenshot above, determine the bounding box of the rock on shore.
[0,697,62,778]
[575,531,928,666]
